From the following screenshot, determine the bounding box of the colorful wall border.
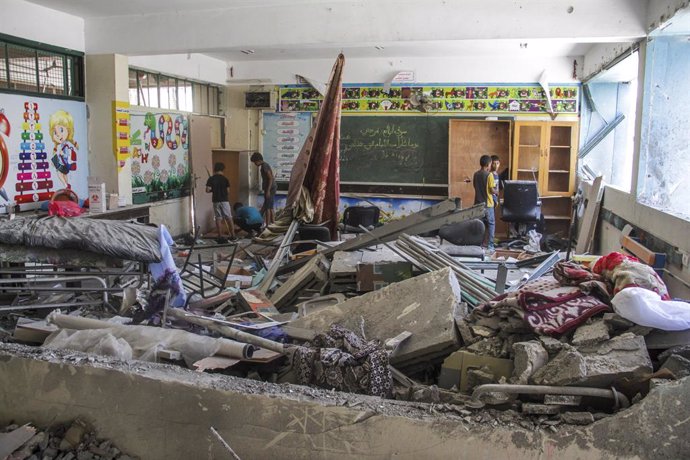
[279,83,579,114]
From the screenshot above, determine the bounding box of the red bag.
[48,200,84,217]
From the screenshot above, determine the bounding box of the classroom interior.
[1,0,690,458]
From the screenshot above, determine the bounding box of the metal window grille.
[37,51,66,95]
[0,35,83,99]
[7,44,38,92]
[0,44,7,89]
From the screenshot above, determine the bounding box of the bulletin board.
[261,111,312,182]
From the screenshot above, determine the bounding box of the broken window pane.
[637,36,690,221]
[580,51,638,193]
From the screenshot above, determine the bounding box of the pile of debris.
[0,419,135,460]
[2,199,690,433]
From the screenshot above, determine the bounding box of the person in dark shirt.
[250,152,277,225]
[473,155,497,252]
[233,202,263,236]
[205,162,236,242]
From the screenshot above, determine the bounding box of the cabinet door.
[512,122,546,192]
[542,122,578,196]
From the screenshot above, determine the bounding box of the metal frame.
[179,240,238,305]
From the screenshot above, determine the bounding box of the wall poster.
[279,84,579,114]
[113,101,131,171]
[261,111,312,182]
[129,111,190,204]
[0,93,88,211]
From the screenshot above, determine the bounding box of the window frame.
[0,32,84,101]
[128,66,221,115]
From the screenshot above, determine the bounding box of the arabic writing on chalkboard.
[339,116,448,184]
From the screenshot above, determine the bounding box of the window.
[128,67,220,115]
[638,36,690,221]
[0,34,84,99]
[580,50,639,192]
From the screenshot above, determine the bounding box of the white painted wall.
[230,55,582,85]
[128,54,227,86]
[0,0,84,51]
[646,0,690,31]
[149,198,191,236]
[582,42,638,80]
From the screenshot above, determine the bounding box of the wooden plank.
[575,176,604,254]
[621,235,658,266]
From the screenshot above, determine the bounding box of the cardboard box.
[356,261,413,292]
[107,193,119,210]
[438,350,513,392]
[224,274,253,289]
[88,180,107,213]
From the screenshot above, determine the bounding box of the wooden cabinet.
[512,121,578,235]
[512,121,578,196]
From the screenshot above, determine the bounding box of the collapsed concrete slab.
[290,268,462,369]
[571,320,610,347]
[512,341,548,384]
[2,344,690,459]
[532,333,653,388]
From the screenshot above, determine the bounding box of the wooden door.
[448,119,511,208]
[190,115,215,234]
[449,119,511,237]
[212,150,241,205]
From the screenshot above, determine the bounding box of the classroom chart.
[261,112,312,182]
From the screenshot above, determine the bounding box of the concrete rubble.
[1,212,690,457]
[291,267,462,370]
[0,419,135,460]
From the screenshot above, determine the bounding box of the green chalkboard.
[340,115,450,185]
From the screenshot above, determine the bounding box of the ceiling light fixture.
[240,49,255,55]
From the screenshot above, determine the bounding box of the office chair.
[293,224,332,254]
[501,180,544,235]
[340,206,381,234]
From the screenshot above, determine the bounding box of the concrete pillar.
[85,54,132,204]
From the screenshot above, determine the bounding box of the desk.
[4,203,151,223]
[84,204,150,223]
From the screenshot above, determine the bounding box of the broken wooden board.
[290,267,462,367]
[270,254,329,309]
[575,176,604,254]
[13,318,57,344]
[237,289,280,315]
[193,356,240,372]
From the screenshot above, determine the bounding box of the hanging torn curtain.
[286,54,344,239]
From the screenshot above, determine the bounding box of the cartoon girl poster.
[49,110,78,189]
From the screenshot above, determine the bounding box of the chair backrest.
[439,219,485,246]
[343,206,380,228]
[502,180,540,222]
[294,224,332,253]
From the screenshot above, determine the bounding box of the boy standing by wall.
[473,155,497,252]
[250,152,277,225]
[206,162,236,242]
